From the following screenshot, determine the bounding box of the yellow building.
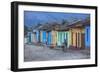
[68,21,85,49]
[69,28,85,48]
[51,30,57,47]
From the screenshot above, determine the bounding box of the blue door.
[42,31,47,44]
[47,32,51,45]
[85,26,90,48]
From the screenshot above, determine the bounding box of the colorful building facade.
[40,31,52,45]
[57,31,71,48]
[26,19,90,49]
[68,20,90,49]
[69,28,85,49]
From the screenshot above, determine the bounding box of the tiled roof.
[32,19,90,31]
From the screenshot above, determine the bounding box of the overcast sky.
[24,11,90,27]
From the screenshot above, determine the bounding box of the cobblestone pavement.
[24,44,90,62]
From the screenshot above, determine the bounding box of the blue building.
[41,31,52,45]
[47,32,52,45]
[41,31,47,44]
[85,26,90,48]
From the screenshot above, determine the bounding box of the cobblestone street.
[24,44,90,62]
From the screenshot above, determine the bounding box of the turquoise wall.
[57,32,68,47]
[28,32,32,43]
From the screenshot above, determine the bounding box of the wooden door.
[76,32,80,48]
[81,33,85,49]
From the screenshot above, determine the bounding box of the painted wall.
[85,26,90,48]
[40,31,52,45]
[57,32,62,46]
[28,27,89,49]
[31,32,36,43]
[41,31,47,44]
[51,31,57,46]
[57,31,70,47]
[47,32,52,45]
[40,31,42,43]
[70,28,85,48]
[36,31,39,42]
[68,32,71,47]
[28,32,32,43]
[28,32,36,43]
